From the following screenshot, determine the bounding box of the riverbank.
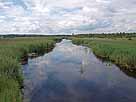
[71,37,136,69]
[0,37,61,102]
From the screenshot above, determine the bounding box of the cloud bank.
[0,0,136,34]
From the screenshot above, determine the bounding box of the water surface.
[23,39,136,102]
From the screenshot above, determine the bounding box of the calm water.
[23,39,136,102]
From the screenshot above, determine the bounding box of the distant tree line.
[72,32,136,38]
[0,32,136,39]
[0,34,70,38]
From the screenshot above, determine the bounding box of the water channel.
[23,39,136,102]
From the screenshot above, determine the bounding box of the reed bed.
[72,38,136,69]
[0,37,59,102]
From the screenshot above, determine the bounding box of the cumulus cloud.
[0,0,136,34]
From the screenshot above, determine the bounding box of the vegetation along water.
[0,34,136,102]
[71,37,136,69]
[0,37,60,102]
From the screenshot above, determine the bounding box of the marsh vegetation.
[0,33,136,102]
[71,37,136,69]
[0,37,60,102]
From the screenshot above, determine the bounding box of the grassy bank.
[71,37,136,69]
[0,37,60,102]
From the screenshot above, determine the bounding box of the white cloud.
[0,0,136,34]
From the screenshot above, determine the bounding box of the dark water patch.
[22,39,136,102]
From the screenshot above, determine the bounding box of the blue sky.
[0,0,136,34]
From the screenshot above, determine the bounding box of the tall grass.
[0,37,59,102]
[71,38,136,69]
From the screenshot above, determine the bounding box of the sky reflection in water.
[23,39,136,102]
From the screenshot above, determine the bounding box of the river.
[23,39,136,102]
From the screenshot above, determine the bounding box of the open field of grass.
[71,37,136,69]
[0,35,136,102]
[0,37,60,102]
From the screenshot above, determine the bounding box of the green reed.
[72,37,136,69]
[0,37,59,102]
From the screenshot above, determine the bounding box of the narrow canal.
[23,39,136,102]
